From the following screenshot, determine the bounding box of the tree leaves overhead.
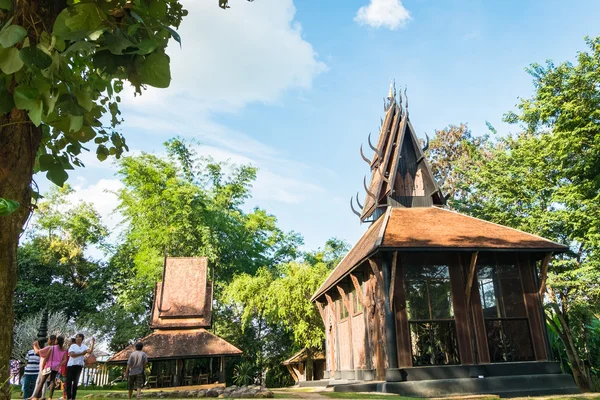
[137,51,171,88]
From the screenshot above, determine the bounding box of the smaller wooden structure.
[108,257,242,387]
[282,349,326,383]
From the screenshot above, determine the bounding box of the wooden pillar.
[519,254,549,361]
[337,285,354,371]
[325,294,339,376]
[449,260,475,365]
[460,253,490,364]
[382,253,399,370]
[368,258,388,380]
[392,255,411,367]
[219,356,226,384]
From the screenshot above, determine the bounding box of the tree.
[224,246,340,383]
[12,311,100,363]
[107,139,301,349]
[0,2,249,393]
[452,37,600,390]
[424,123,491,206]
[14,185,109,321]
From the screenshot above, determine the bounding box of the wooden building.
[108,257,242,387]
[282,349,326,383]
[310,86,580,396]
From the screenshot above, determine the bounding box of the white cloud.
[354,0,412,30]
[68,178,124,234]
[121,0,326,113]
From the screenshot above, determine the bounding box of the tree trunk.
[546,287,591,391]
[0,110,42,400]
[305,348,313,381]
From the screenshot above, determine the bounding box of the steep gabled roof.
[311,207,568,302]
[149,257,213,329]
[358,88,444,222]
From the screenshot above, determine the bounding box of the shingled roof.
[107,329,242,363]
[311,206,568,301]
[150,257,213,329]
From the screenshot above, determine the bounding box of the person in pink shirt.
[31,336,67,400]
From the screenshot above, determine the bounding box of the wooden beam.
[389,251,398,309]
[539,252,553,296]
[286,364,299,383]
[325,293,336,313]
[464,251,479,306]
[315,301,326,325]
[350,273,366,308]
[368,258,384,289]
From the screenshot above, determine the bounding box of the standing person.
[60,339,75,400]
[66,334,95,400]
[124,343,148,400]
[31,336,67,400]
[31,335,57,400]
[22,347,40,399]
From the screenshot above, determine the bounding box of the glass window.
[478,264,527,319]
[404,263,459,366]
[405,265,454,320]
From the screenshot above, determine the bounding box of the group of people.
[22,333,95,400]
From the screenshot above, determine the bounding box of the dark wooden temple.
[310,85,580,397]
[109,257,242,387]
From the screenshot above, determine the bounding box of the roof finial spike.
[387,80,394,100]
[404,86,409,118]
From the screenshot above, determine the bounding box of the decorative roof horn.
[368,133,381,159]
[363,176,376,200]
[422,133,430,153]
[360,144,372,165]
[350,197,361,217]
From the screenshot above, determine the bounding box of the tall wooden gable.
[357,84,444,222]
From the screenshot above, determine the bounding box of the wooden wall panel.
[519,254,548,361]
[352,313,367,369]
[338,320,352,370]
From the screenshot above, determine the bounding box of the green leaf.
[137,52,171,88]
[28,99,43,126]
[74,126,96,142]
[75,90,94,112]
[0,198,19,216]
[20,46,53,69]
[105,33,134,55]
[164,26,181,47]
[0,89,14,113]
[129,11,145,24]
[13,86,39,110]
[64,41,96,56]
[0,24,27,48]
[0,47,23,74]
[0,0,12,11]
[46,165,68,187]
[149,0,167,19]
[42,90,58,116]
[38,154,55,171]
[96,145,109,161]
[69,115,83,132]
[53,4,105,41]
[135,39,157,55]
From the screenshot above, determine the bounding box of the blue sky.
[42,0,600,255]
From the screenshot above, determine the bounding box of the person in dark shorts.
[124,342,148,400]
